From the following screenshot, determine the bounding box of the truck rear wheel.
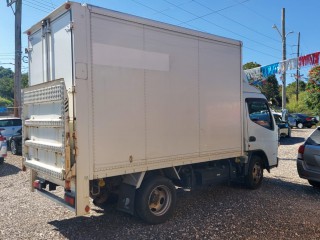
[135,176,176,224]
[245,155,264,189]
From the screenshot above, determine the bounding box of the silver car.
[0,117,22,139]
[297,127,320,188]
[0,131,7,164]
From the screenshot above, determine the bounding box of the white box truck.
[23,2,278,224]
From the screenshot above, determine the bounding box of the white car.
[0,131,7,164]
[273,113,296,128]
[0,117,22,139]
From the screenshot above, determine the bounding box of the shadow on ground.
[0,162,21,177]
[48,177,320,240]
[279,136,305,145]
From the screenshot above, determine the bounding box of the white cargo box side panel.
[88,6,243,176]
[91,14,147,170]
[144,27,199,159]
[199,40,242,153]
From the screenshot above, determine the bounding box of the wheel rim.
[298,123,303,129]
[148,185,172,216]
[11,141,16,154]
[252,162,262,184]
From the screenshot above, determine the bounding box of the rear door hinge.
[65,22,74,32]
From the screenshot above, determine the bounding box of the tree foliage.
[260,75,280,105]
[0,96,13,107]
[243,62,261,70]
[0,66,14,79]
[0,77,14,100]
[286,91,310,114]
[0,67,28,107]
[286,81,306,99]
[304,65,320,115]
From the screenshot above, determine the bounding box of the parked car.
[297,127,320,188]
[289,113,316,129]
[9,128,22,155]
[272,112,296,128]
[273,114,291,138]
[0,117,22,139]
[0,131,7,164]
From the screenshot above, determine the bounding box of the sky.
[0,0,319,85]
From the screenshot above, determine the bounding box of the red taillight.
[64,194,75,207]
[298,145,305,159]
[0,131,5,141]
[33,180,46,189]
[306,117,312,121]
[33,180,41,189]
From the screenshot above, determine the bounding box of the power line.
[23,2,50,13]
[131,0,280,59]
[178,0,251,24]
[244,46,279,60]
[152,0,194,17]
[24,0,52,11]
[32,0,56,9]
[131,0,202,31]
[232,0,276,24]
[161,0,281,53]
[191,0,281,43]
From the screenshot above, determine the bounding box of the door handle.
[249,136,256,142]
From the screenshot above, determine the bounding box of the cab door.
[245,98,278,167]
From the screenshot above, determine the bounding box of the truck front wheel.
[245,155,264,189]
[135,176,176,224]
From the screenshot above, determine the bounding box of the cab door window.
[247,99,274,130]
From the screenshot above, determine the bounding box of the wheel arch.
[247,150,270,173]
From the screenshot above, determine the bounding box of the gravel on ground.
[0,128,319,240]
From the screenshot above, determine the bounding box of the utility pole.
[273,8,293,110]
[296,32,300,102]
[281,8,286,110]
[7,0,22,117]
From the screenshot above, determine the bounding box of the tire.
[297,123,304,129]
[308,180,320,188]
[135,176,176,224]
[10,140,17,155]
[245,155,264,189]
[0,157,4,164]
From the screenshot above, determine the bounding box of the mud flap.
[117,183,136,215]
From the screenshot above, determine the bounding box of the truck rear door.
[22,8,76,210]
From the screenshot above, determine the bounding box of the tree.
[0,96,13,107]
[243,62,261,70]
[0,77,14,100]
[0,67,28,107]
[0,67,14,79]
[260,75,280,106]
[305,65,320,115]
[286,91,309,114]
[286,81,306,99]
[22,73,29,88]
